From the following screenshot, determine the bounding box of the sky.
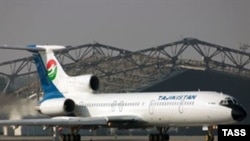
[0,0,249,53]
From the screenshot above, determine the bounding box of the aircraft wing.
[0,115,145,128]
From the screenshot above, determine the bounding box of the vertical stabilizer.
[28,45,69,101]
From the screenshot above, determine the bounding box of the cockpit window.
[220,100,228,105]
[232,99,238,105]
[220,97,238,106]
[228,99,233,105]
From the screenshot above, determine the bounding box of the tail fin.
[28,45,69,101]
[0,44,99,97]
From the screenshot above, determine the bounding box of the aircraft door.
[118,101,124,112]
[111,101,117,112]
[149,100,155,115]
[179,97,185,114]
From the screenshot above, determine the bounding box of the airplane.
[0,45,247,141]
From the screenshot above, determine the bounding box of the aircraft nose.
[231,105,247,121]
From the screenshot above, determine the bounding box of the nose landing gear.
[205,126,215,141]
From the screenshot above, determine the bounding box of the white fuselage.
[66,91,234,127]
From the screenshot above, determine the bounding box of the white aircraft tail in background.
[0,45,247,141]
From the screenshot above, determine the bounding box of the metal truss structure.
[0,38,250,97]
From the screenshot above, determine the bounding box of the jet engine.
[86,75,99,91]
[72,74,99,92]
[37,98,75,116]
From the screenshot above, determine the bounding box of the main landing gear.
[59,134,81,141]
[149,127,170,141]
[57,127,81,141]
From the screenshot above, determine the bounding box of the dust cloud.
[0,95,40,120]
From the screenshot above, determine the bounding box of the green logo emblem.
[46,59,57,81]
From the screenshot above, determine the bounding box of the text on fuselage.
[158,95,197,101]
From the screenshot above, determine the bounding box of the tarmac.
[0,135,218,141]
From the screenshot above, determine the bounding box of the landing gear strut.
[149,127,170,141]
[205,126,214,141]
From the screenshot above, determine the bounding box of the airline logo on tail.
[47,59,57,81]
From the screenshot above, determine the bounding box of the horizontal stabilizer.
[0,46,45,52]
[0,45,66,53]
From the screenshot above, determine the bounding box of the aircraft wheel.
[163,134,169,141]
[59,133,81,141]
[149,133,169,141]
[59,134,66,141]
[158,133,163,141]
[71,134,76,141]
[154,134,160,141]
[149,134,154,141]
[206,126,215,141]
[207,133,214,141]
[66,134,71,141]
[75,134,81,141]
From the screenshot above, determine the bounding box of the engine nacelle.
[37,98,75,116]
[72,74,99,92]
[88,75,99,91]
